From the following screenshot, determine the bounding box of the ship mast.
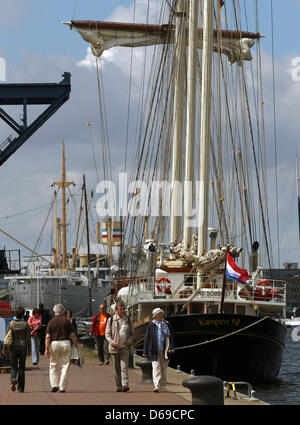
[53,141,74,270]
[197,0,214,287]
[83,174,92,316]
[170,0,187,243]
[53,191,61,269]
[183,0,199,249]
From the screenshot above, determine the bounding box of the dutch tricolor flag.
[225,252,249,284]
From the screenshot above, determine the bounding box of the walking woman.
[28,308,42,365]
[143,308,174,393]
[3,306,31,392]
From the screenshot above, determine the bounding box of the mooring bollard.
[176,365,182,373]
[135,359,153,384]
[128,353,135,369]
[182,375,224,405]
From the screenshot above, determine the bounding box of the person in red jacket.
[91,304,111,365]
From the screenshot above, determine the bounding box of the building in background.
[264,263,300,315]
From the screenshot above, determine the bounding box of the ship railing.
[172,276,286,304]
[114,275,286,304]
[114,276,155,300]
[7,269,96,278]
[251,278,286,304]
[195,276,285,303]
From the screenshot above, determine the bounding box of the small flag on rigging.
[218,0,225,10]
[225,252,249,284]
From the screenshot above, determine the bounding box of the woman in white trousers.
[143,308,174,392]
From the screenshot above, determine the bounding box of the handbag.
[4,327,13,347]
[70,344,79,361]
[70,345,84,367]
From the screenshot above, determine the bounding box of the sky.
[0,0,300,269]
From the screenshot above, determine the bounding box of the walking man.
[91,304,111,365]
[45,303,79,393]
[105,301,135,392]
[143,307,174,393]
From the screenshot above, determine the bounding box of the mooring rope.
[134,315,270,352]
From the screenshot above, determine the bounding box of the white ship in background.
[5,142,119,316]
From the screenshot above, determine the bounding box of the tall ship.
[5,142,114,316]
[65,0,286,383]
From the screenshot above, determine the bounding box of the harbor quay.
[0,350,267,409]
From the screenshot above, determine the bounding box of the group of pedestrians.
[2,303,78,393]
[2,300,175,395]
[90,301,174,394]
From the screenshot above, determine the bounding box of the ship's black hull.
[135,313,286,384]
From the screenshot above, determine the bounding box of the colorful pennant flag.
[225,252,249,284]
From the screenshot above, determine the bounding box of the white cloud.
[76,0,166,97]
[106,0,163,24]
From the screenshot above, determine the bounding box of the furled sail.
[64,21,260,65]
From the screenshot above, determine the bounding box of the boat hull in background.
[135,313,286,384]
[8,277,112,316]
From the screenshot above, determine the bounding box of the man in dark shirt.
[45,303,79,393]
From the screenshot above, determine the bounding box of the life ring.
[256,280,271,297]
[156,277,171,294]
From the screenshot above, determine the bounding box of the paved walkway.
[0,351,267,406]
[0,355,190,405]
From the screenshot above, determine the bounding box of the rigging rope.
[270,0,280,268]
[134,315,270,351]
[232,1,272,270]
[87,121,99,183]
[124,0,136,173]
[72,0,79,20]
[124,3,176,257]
[28,191,56,265]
